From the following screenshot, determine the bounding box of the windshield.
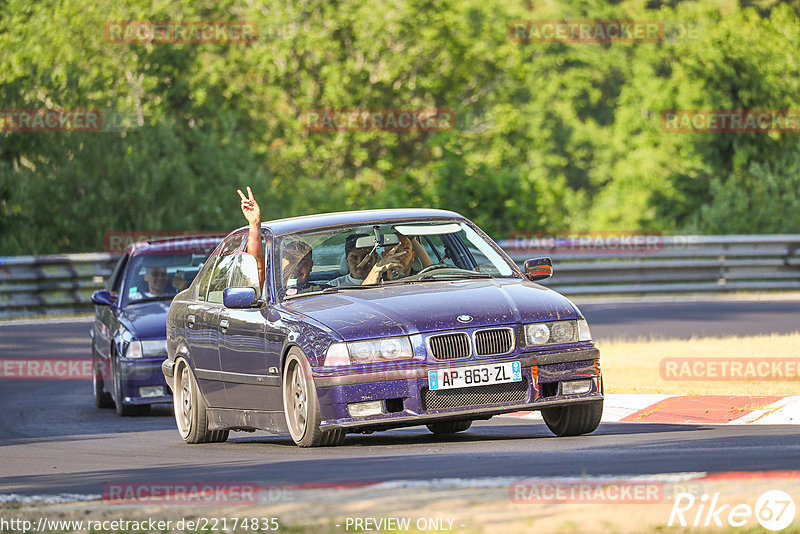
[275,220,518,300]
[123,252,213,306]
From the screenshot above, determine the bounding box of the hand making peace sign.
[237,186,261,226]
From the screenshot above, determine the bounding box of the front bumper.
[118,357,172,405]
[315,348,601,431]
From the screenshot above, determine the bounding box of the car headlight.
[325,337,414,366]
[523,320,583,346]
[124,339,167,359]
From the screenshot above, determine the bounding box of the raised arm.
[410,237,433,267]
[237,186,265,288]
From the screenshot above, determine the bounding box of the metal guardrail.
[0,253,119,319]
[500,234,800,295]
[1,235,799,318]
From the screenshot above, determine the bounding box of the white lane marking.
[503,394,677,422]
[600,394,677,422]
[733,396,800,425]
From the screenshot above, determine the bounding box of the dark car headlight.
[124,339,167,359]
[523,319,591,346]
[324,337,414,366]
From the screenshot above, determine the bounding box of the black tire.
[111,353,150,416]
[282,349,345,447]
[173,358,228,444]
[92,348,113,409]
[426,420,472,434]
[542,400,603,437]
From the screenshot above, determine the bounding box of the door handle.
[187,314,195,328]
[219,319,229,333]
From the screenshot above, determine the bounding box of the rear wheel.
[173,358,228,444]
[426,420,472,434]
[282,349,345,447]
[542,400,603,437]
[111,354,150,416]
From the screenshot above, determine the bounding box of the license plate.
[427,361,522,390]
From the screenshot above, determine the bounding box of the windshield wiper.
[418,272,493,280]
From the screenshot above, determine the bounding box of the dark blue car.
[90,236,222,415]
[163,210,603,446]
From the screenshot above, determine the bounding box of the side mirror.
[229,253,263,300]
[523,257,553,281]
[91,290,117,306]
[223,287,257,308]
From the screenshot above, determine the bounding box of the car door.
[217,233,281,410]
[188,235,245,407]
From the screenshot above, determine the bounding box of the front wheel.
[426,420,472,434]
[173,358,228,444]
[282,349,345,447]
[541,400,603,437]
[92,349,113,409]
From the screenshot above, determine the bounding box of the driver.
[361,234,432,285]
[129,266,186,300]
[328,233,379,287]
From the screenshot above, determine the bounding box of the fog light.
[347,400,383,417]
[139,386,165,398]
[562,379,592,395]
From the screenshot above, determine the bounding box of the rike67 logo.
[669,490,796,531]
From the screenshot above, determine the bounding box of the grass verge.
[600,332,800,395]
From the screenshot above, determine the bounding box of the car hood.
[282,279,580,340]
[120,301,171,339]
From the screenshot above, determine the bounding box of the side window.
[106,254,129,294]
[197,233,247,303]
[195,255,218,302]
[206,254,238,304]
[420,235,457,267]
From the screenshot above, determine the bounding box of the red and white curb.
[505,395,800,424]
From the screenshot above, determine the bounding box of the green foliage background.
[1,0,799,254]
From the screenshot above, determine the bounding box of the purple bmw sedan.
[162,209,603,446]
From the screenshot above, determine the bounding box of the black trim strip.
[195,368,280,387]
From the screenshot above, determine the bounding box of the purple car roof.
[237,208,465,236]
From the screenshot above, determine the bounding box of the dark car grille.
[428,333,471,360]
[474,328,514,356]
[421,379,529,410]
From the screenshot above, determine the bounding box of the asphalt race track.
[0,298,798,500]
